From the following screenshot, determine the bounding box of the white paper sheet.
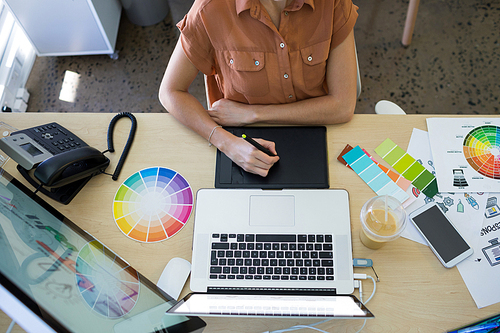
[427,118,500,193]
[457,193,500,308]
[404,128,499,308]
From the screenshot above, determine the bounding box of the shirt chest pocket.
[222,50,269,97]
[300,40,331,90]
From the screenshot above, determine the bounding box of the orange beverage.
[359,196,407,249]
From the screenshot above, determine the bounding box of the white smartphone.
[409,202,473,268]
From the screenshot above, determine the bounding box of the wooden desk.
[1,113,499,332]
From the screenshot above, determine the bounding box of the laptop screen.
[0,169,205,333]
[167,293,374,319]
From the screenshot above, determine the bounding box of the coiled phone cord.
[104,112,137,180]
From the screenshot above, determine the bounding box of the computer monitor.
[0,168,205,333]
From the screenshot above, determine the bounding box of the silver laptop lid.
[190,189,354,294]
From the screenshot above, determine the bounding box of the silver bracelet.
[208,125,222,147]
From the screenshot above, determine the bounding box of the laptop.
[0,168,206,333]
[167,188,373,319]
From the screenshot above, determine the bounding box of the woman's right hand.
[222,135,280,177]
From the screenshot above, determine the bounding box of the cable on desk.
[104,112,137,180]
[6,320,15,333]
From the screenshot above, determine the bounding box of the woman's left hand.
[208,98,256,126]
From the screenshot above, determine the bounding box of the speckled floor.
[25,0,499,114]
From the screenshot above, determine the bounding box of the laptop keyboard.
[209,234,334,281]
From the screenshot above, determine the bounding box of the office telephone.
[0,113,137,204]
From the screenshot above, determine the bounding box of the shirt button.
[255,60,260,66]
[283,73,289,79]
[288,95,293,99]
[230,59,234,64]
[280,42,285,49]
[284,11,288,16]
[307,56,313,62]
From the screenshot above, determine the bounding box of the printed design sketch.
[463,125,500,180]
[482,238,500,267]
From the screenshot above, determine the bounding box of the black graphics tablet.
[0,168,205,333]
[215,126,329,189]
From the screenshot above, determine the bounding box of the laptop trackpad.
[249,195,295,226]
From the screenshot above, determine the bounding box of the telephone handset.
[0,113,136,204]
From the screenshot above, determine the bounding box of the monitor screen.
[0,169,205,333]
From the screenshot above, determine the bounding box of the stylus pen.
[242,134,276,156]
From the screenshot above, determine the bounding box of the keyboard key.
[322,260,334,267]
[237,234,244,242]
[221,234,228,242]
[273,243,280,250]
[256,234,296,242]
[212,243,229,249]
[270,259,277,266]
[245,234,255,242]
[308,235,315,242]
[210,266,222,274]
[298,235,307,242]
[323,244,333,250]
[325,235,333,242]
[239,243,246,250]
[316,235,324,242]
[319,252,333,259]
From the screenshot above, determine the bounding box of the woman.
[159,0,358,176]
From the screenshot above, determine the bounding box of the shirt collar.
[236,0,315,17]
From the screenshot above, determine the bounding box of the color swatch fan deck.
[113,167,193,242]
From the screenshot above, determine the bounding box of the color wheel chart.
[113,167,193,243]
[463,125,500,179]
[75,240,140,318]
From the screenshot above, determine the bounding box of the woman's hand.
[222,135,279,177]
[208,99,256,126]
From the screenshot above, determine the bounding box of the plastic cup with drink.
[359,195,407,249]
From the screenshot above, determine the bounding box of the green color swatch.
[375,138,438,198]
